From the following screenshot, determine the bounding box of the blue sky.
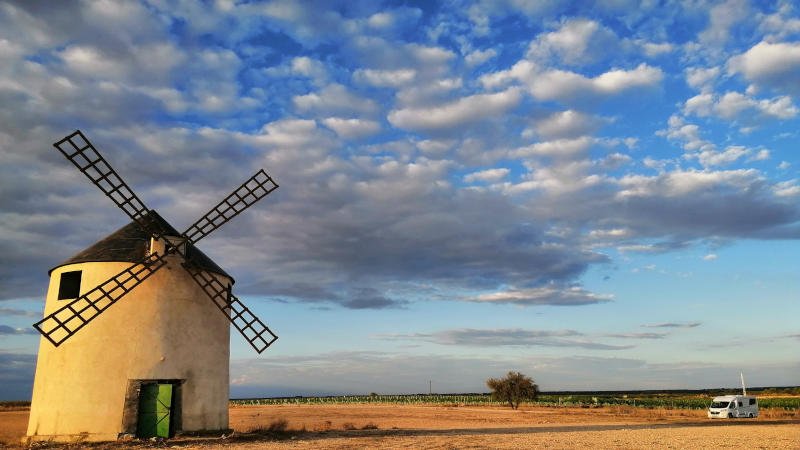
[1,0,799,400]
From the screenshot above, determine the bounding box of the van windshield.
[710,401,730,408]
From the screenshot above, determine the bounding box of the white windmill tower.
[26,130,279,442]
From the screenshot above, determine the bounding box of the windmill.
[26,130,279,442]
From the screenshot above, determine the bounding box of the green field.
[230,388,800,410]
[5,388,798,411]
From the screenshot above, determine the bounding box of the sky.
[0,0,799,400]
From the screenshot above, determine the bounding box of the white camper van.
[707,395,759,418]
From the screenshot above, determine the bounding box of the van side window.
[749,399,756,405]
[738,401,743,407]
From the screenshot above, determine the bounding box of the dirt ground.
[2,404,798,449]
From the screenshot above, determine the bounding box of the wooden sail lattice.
[36,130,279,352]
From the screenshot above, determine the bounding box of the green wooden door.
[136,384,172,438]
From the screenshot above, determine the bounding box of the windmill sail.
[180,170,280,352]
[34,253,168,346]
[53,131,167,239]
[182,169,278,244]
[182,265,278,353]
[37,130,279,352]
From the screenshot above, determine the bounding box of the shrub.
[486,371,539,409]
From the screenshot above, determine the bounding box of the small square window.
[58,271,82,300]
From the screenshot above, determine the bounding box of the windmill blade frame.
[34,253,168,346]
[54,130,168,239]
[37,131,172,346]
[39,130,280,352]
[182,169,278,244]
[183,264,278,353]
[179,169,280,353]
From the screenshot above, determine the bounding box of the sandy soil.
[2,404,798,449]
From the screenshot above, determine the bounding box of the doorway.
[121,380,182,439]
[136,383,173,438]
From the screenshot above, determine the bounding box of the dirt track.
[3,404,798,449]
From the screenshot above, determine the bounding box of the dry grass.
[242,417,306,440]
[244,417,379,438]
[3,403,798,448]
[608,405,636,415]
[759,408,798,419]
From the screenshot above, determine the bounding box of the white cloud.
[60,42,186,85]
[469,285,613,306]
[527,18,618,66]
[60,45,126,79]
[530,63,663,102]
[683,93,715,116]
[255,0,353,46]
[688,146,750,167]
[367,12,393,29]
[716,92,797,119]
[363,7,422,32]
[481,61,662,104]
[391,328,631,350]
[408,43,456,67]
[622,245,666,254]
[616,169,760,198]
[463,168,510,183]
[659,115,713,152]
[253,119,336,152]
[293,83,379,116]
[728,41,800,95]
[642,322,702,329]
[511,136,594,159]
[464,48,497,66]
[291,56,328,84]
[350,37,454,83]
[353,68,416,87]
[528,110,607,140]
[686,66,720,92]
[388,88,522,131]
[758,3,800,40]
[638,40,674,57]
[588,228,631,240]
[504,159,602,195]
[479,60,537,90]
[597,152,632,170]
[703,253,718,261]
[184,48,248,113]
[592,64,663,93]
[321,117,381,139]
[394,77,463,108]
[659,116,773,164]
[774,180,800,197]
[684,91,798,124]
[698,0,750,46]
[416,139,456,157]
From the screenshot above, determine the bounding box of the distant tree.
[486,371,539,409]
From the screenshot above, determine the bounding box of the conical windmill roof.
[50,211,232,281]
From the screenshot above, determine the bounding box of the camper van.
[707,395,759,418]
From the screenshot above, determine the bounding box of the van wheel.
[728,413,734,418]
[748,413,753,418]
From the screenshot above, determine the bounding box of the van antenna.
[740,372,747,396]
